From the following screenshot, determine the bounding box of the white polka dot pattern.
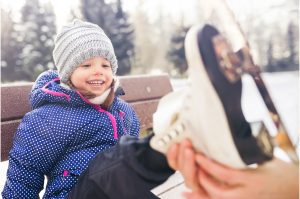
[2,70,140,199]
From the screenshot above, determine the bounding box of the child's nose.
[93,65,104,75]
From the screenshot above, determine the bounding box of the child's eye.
[82,64,91,68]
[103,64,111,68]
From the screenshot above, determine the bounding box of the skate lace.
[157,86,192,147]
[157,121,186,147]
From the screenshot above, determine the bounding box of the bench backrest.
[1,75,173,161]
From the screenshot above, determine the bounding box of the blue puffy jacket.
[2,70,140,199]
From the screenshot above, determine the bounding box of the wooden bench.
[1,74,173,162]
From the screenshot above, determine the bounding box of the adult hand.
[166,139,208,197]
[166,139,299,199]
[195,154,299,199]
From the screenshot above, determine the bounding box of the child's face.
[71,57,113,98]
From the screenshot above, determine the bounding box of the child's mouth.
[87,80,105,86]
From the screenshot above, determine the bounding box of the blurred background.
[1,0,299,82]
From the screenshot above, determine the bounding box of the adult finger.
[196,154,244,184]
[198,168,233,199]
[182,191,209,199]
[178,139,193,172]
[166,143,180,170]
[181,147,202,191]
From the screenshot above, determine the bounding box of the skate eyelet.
[170,130,179,138]
[158,139,166,147]
[163,134,172,143]
[178,123,185,132]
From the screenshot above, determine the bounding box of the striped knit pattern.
[53,19,118,84]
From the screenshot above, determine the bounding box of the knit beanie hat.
[53,19,118,84]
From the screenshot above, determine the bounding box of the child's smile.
[87,80,105,86]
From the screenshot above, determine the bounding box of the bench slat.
[131,99,160,131]
[120,75,173,102]
[1,120,21,161]
[1,84,33,121]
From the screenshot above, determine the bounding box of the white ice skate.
[150,25,272,168]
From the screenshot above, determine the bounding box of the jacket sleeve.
[2,111,71,199]
[128,107,140,137]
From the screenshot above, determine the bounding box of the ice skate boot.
[150,24,273,168]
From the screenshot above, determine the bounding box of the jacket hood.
[30,70,83,109]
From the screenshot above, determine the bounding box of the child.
[2,19,140,199]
